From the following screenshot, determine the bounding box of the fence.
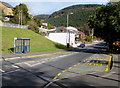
[3,22,28,29]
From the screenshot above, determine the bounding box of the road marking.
[23,51,72,59]
[53,76,58,80]
[30,62,42,67]
[68,67,73,69]
[53,54,111,80]
[4,51,71,60]
[12,65,19,68]
[3,69,20,74]
[102,72,116,77]
[0,69,5,72]
[24,62,31,67]
[62,70,67,72]
[73,65,77,67]
[24,62,41,67]
[57,73,62,76]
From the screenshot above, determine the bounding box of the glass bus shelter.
[14,38,30,53]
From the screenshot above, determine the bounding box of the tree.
[88,2,120,49]
[33,17,42,27]
[10,3,31,25]
[28,21,39,33]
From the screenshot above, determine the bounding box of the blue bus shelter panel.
[23,45,30,53]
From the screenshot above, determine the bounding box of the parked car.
[78,43,85,48]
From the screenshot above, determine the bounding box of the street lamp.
[92,28,94,43]
[66,12,73,48]
[67,12,73,27]
[18,3,22,28]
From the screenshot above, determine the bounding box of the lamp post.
[92,28,94,43]
[67,12,73,27]
[18,3,22,28]
[66,12,73,48]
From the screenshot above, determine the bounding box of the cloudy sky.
[2,0,109,15]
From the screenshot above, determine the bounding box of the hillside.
[45,4,102,27]
[34,14,49,20]
[2,26,67,53]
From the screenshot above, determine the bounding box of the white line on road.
[0,69,5,72]
[24,62,31,67]
[102,72,116,77]
[24,62,42,67]
[3,69,20,75]
[12,65,19,68]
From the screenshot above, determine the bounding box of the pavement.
[1,49,74,61]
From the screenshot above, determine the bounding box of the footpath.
[1,49,74,61]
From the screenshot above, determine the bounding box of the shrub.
[28,21,39,33]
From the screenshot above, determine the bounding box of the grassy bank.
[2,26,68,53]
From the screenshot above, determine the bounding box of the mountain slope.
[34,14,49,20]
[45,4,102,27]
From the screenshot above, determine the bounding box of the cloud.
[3,0,109,15]
[2,0,109,3]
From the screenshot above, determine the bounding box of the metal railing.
[3,22,28,29]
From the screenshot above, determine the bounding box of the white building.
[45,26,82,47]
[0,20,3,26]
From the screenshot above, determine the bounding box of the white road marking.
[4,69,20,75]
[24,62,31,67]
[24,62,41,67]
[102,72,116,77]
[0,69,5,72]
[12,65,19,68]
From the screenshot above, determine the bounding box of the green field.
[2,26,68,53]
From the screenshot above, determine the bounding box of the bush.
[28,21,39,33]
[85,36,92,42]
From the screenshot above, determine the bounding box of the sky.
[2,0,109,15]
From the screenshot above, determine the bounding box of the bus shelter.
[14,38,30,53]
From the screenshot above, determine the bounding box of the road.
[1,42,119,88]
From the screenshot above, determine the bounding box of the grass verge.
[2,26,69,53]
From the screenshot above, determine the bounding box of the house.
[0,20,3,26]
[0,1,13,21]
[45,26,84,47]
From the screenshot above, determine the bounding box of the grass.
[1,26,69,53]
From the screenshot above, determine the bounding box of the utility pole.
[92,28,94,43]
[66,12,73,48]
[18,4,22,28]
[67,14,69,27]
[20,10,22,28]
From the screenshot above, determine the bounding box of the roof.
[66,26,78,31]
[1,1,13,8]
[14,38,30,40]
[47,29,56,32]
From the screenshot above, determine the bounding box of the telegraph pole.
[66,12,73,48]
[18,4,22,28]
[92,28,94,42]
